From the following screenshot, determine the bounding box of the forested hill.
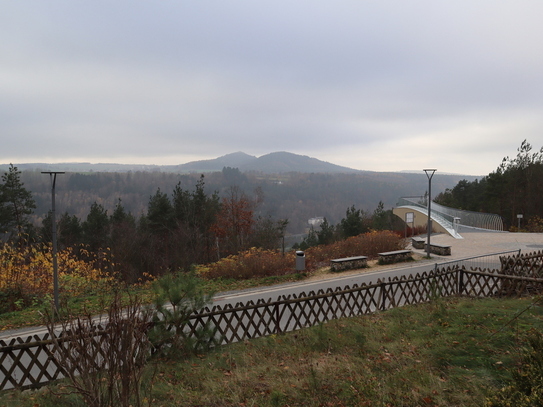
[174,151,360,173]
[2,151,359,174]
[21,169,477,234]
[434,140,543,230]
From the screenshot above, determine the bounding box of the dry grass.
[5,296,543,407]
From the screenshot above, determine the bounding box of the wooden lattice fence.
[0,332,64,391]
[499,250,543,295]
[501,250,543,278]
[2,251,543,391]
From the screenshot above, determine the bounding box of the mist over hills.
[2,151,361,174]
[2,151,482,234]
[3,151,478,176]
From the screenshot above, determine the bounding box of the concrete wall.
[392,206,450,235]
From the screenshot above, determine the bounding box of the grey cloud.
[2,1,543,174]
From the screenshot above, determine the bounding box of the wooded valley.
[20,168,472,234]
[0,140,542,308]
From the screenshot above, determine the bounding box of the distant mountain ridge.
[3,151,361,174]
[173,152,257,172]
[174,151,359,174]
[10,153,481,234]
[1,152,480,176]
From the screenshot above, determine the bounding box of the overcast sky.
[2,1,543,175]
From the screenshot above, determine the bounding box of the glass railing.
[396,197,504,231]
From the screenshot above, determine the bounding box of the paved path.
[422,229,543,259]
[1,230,541,390]
[210,230,543,308]
[2,230,541,341]
[301,230,543,285]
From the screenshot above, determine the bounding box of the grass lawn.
[2,296,543,406]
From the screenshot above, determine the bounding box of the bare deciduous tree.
[45,292,153,407]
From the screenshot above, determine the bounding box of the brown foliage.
[0,243,114,312]
[306,230,405,265]
[211,187,255,257]
[200,248,295,280]
[200,230,404,280]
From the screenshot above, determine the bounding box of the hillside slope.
[21,169,478,234]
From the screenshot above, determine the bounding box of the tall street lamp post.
[423,169,436,258]
[42,171,64,312]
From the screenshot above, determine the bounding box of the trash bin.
[295,250,305,271]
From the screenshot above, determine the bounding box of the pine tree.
[82,202,110,251]
[0,164,36,239]
[317,218,335,245]
[372,201,389,231]
[147,188,174,234]
[339,205,368,238]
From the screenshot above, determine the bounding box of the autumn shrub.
[306,230,405,266]
[198,231,405,280]
[58,246,116,296]
[0,243,114,313]
[525,216,543,233]
[199,247,296,280]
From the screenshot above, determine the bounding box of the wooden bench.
[426,243,451,256]
[330,256,368,272]
[378,250,413,265]
[411,237,425,249]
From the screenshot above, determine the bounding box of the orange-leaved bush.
[198,247,296,280]
[0,243,114,312]
[197,230,404,280]
[306,230,404,265]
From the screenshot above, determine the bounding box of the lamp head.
[423,169,437,179]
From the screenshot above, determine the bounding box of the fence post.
[379,280,387,311]
[275,302,281,334]
[458,268,464,295]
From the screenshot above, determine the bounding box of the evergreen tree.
[251,216,281,250]
[58,212,83,248]
[172,175,220,264]
[317,218,335,245]
[41,211,83,248]
[434,140,543,230]
[82,202,110,251]
[250,217,289,252]
[142,189,175,275]
[191,175,221,237]
[299,227,318,250]
[0,164,36,239]
[111,198,134,225]
[339,205,369,238]
[372,201,389,231]
[110,199,140,282]
[147,188,174,234]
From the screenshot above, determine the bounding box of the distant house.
[308,217,325,229]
